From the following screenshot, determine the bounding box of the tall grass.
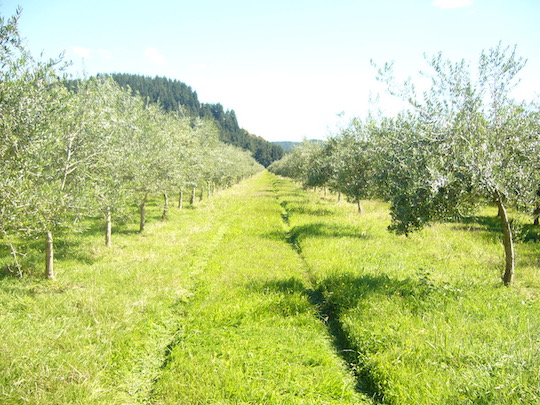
[275,176,540,404]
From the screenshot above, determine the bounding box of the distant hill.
[272,140,324,153]
[105,74,284,167]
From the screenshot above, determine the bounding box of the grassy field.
[1,171,539,404]
[276,176,540,404]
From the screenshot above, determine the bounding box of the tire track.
[275,179,380,403]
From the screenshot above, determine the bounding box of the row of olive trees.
[269,44,540,285]
[0,9,262,278]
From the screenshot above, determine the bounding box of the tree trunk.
[207,181,211,198]
[162,193,169,220]
[533,203,540,226]
[199,187,204,202]
[337,192,341,202]
[190,188,196,205]
[357,199,363,215]
[495,195,515,285]
[45,230,54,279]
[105,207,112,247]
[178,188,183,209]
[139,193,148,232]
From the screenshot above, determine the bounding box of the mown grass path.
[150,171,369,404]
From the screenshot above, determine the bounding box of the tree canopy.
[0,10,263,277]
[269,44,540,285]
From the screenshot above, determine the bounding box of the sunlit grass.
[0,194,226,404]
[0,173,369,404]
[278,177,540,404]
[151,173,367,404]
[2,172,538,404]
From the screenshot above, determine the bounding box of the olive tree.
[0,8,97,278]
[325,120,376,214]
[374,44,540,285]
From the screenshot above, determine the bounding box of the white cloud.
[144,48,166,65]
[69,46,91,59]
[432,0,473,8]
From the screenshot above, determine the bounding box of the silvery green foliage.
[268,140,323,184]
[374,44,540,234]
[325,120,375,206]
[0,9,263,274]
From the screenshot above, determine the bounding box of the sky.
[2,0,539,142]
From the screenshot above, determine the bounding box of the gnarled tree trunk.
[105,207,112,247]
[533,203,540,226]
[495,194,514,285]
[178,188,183,209]
[357,199,363,215]
[162,193,169,220]
[190,188,196,205]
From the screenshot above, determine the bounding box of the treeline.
[107,73,284,167]
[269,44,540,286]
[272,139,323,153]
[0,9,263,279]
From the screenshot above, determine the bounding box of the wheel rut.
[277,188,380,403]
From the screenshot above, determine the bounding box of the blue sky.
[2,0,539,142]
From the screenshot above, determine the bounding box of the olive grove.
[0,10,263,278]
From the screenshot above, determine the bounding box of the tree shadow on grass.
[287,205,334,217]
[248,271,460,402]
[449,214,503,243]
[262,222,370,245]
[317,272,443,313]
[246,276,307,296]
[452,214,540,243]
[0,230,99,279]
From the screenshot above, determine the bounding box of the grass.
[0,193,230,403]
[276,177,540,404]
[0,173,368,404]
[150,174,367,404]
[1,171,539,404]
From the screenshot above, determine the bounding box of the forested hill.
[272,140,323,153]
[107,73,284,167]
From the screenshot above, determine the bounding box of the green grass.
[0,173,367,404]
[151,174,366,404]
[276,177,540,404]
[0,193,231,403]
[1,172,539,404]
